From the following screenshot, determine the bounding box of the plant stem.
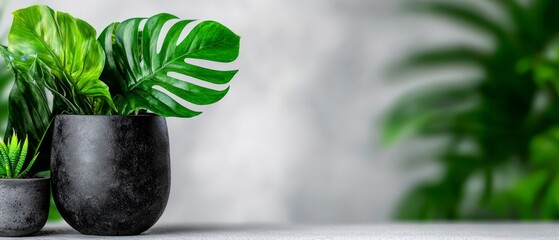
[32,117,53,157]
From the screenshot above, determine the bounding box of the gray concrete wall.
[1,0,476,223]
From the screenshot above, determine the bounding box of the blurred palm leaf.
[386,0,559,219]
[406,1,506,40]
[390,45,488,73]
[383,82,478,144]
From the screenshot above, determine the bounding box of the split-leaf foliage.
[99,14,240,117]
[1,5,240,177]
[1,4,239,222]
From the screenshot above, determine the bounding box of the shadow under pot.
[51,115,171,236]
[0,178,50,237]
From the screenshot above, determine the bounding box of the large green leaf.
[99,14,240,117]
[8,5,114,114]
[0,63,12,136]
[0,2,13,138]
[0,46,51,173]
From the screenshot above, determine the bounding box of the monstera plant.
[2,4,239,170]
[99,15,238,116]
[1,5,240,235]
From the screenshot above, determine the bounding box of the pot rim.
[0,177,50,181]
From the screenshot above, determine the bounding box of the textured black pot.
[51,115,170,236]
[0,178,50,237]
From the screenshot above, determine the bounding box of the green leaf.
[7,134,19,173]
[8,5,114,114]
[388,0,559,220]
[0,161,5,176]
[7,77,49,132]
[14,136,27,176]
[529,127,559,167]
[18,152,37,178]
[489,0,525,35]
[540,175,559,219]
[0,46,52,174]
[382,82,477,144]
[0,61,12,138]
[530,0,559,40]
[390,45,487,77]
[48,194,62,221]
[0,142,10,177]
[99,14,240,117]
[508,171,550,219]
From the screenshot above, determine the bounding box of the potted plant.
[0,133,48,237]
[2,5,239,236]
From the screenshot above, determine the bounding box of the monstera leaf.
[8,5,114,114]
[99,13,240,117]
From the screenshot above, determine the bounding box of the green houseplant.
[0,133,49,237]
[0,134,39,179]
[384,0,559,220]
[2,5,239,235]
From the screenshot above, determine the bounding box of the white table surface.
[23,223,559,239]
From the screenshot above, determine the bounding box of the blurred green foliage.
[384,0,559,219]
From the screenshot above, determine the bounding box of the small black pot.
[0,178,50,237]
[51,115,170,236]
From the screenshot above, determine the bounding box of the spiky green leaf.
[14,136,28,176]
[0,142,10,177]
[7,134,19,173]
[17,152,37,178]
[0,162,5,176]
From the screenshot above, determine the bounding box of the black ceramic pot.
[51,115,170,236]
[0,178,50,237]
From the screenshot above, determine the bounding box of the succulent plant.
[0,133,38,178]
